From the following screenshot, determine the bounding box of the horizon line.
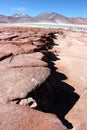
[0,12,87,18]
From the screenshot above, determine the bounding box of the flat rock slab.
[20,44,37,54]
[0,44,37,57]
[0,67,50,103]
[54,30,87,130]
[8,54,47,67]
[0,44,23,55]
[0,54,47,68]
[21,52,44,60]
[0,104,68,130]
[0,33,18,40]
[0,52,45,67]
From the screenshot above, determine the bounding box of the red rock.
[21,52,44,60]
[0,67,50,103]
[0,32,18,40]
[20,44,37,54]
[0,52,45,67]
[53,30,87,130]
[0,27,69,130]
[8,54,47,67]
[0,41,30,45]
[32,40,46,47]
[0,44,24,55]
[0,104,68,130]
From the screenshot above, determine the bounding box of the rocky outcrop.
[0,67,50,104]
[0,27,68,130]
[0,53,48,67]
[53,30,87,130]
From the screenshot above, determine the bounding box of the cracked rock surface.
[0,26,68,130]
[54,30,87,130]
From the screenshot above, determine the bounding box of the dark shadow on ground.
[37,52,80,129]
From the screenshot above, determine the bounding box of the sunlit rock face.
[0,104,68,130]
[0,27,69,130]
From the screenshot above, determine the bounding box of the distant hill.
[0,12,87,25]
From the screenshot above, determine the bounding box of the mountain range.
[0,12,87,25]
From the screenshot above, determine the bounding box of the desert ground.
[0,25,87,130]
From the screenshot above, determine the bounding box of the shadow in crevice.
[0,53,13,61]
[36,52,80,129]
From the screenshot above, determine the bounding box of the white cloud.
[11,7,26,11]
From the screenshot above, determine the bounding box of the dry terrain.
[53,30,87,130]
[0,25,87,130]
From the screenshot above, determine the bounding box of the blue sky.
[0,0,87,17]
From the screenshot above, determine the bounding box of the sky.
[0,0,87,17]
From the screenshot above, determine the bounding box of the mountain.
[12,13,29,18]
[0,12,87,25]
[0,15,9,23]
[8,13,32,23]
[33,12,71,24]
[33,12,87,24]
[69,17,87,25]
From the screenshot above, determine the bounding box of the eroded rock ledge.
[0,27,68,130]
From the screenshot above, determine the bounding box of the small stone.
[19,97,37,108]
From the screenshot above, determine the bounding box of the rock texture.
[2,26,87,130]
[53,30,87,130]
[0,67,50,104]
[0,54,48,67]
[1,26,87,130]
[0,104,68,130]
[0,26,68,130]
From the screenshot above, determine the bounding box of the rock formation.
[0,26,68,130]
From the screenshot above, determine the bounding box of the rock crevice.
[0,27,75,130]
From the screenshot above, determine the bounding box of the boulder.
[0,67,50,103]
